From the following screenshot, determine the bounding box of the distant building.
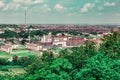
[66,40,84,47]
[26,43,42,51]
[0,45,13,53]
[12,44,19,49]
[53,36,68,47]
[0,38,5,41]
[66,36,85,47]
[41,33,53,45]
[53,36,85,48]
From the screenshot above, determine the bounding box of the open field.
[0,50,36,58]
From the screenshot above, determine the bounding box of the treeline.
[0,29,98,39]
[0,24,18,28]
[0,30,79,39]
[0,55,35,70]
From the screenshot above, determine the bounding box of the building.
[0,45,13,53]
[66,36,85,47]
[53,36,85,48]
[41,33,53,45]
[53,36,68,47]
[26,43,42,51]
[66,40,84,47]
[12,44,19,49]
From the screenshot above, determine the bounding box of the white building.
[41,33,53,43]
[53,36,68,47]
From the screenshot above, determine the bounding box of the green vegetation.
[0,30,120,80]
[0,65,25,76]
[0,50,36,58]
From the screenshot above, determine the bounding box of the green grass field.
[0,45,34,77]
[0,50,36,58]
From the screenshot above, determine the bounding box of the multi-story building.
[41,33,53,45]
[53,36,68,47]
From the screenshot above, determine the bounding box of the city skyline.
[0,0,120,24]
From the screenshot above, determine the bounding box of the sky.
[0,0,120,24]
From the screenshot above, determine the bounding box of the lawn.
[89,35,103,38]
[0,50,36,58]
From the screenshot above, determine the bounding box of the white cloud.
[55,4,64,11]
[43,4,48,7]
[47,8,51,11]
[104,2,115,6]
[116,13,120,16]
[0,1,4,8]
[43,4,51,12]
[98,6,104,10]
[33,0,44,4]
[81,3,95,12]
[13,0,32,5]
[3,3,21,10]
[13,0,44,5]
[98,13,103,15]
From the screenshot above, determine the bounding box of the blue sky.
[0,0,120,24]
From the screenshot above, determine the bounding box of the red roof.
[56,36,68,38]
[41,42,53,44]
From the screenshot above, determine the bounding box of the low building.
[0,45,13,53]
[66,37,85,47]
[66,39,84,47]
[12,44,19,49]
[26,43,42,51]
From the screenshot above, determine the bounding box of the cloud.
[13,0,44,5]
[81,3,95,13]
[13,0,31,5]
[98,13,103,15]
[33,0,44,4]
[0,1,4,8]
[116,13,120,16]
[43,4,51,12]
[55,4,64,11]
[3,3,21,10]
[98,6,104,10]
[104,2,115,6]
[47,8,51,12]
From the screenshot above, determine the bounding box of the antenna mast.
[25,8,27,26]
[25,8,30,43]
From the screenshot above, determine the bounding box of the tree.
[100,30,120,58]
[26,57,73,80]
[74,54,120,80]
[60,41,97,69]
[0,58,8,65]
[21,39,26,45]
[42,50,54,63]
[12,55,18,65]
[25,56,42,74]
